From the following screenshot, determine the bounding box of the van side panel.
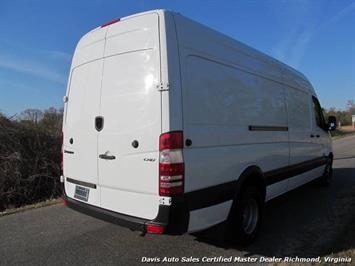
[188,201,233,232]
[285,87,319,190]
[173,14,290,231]
[182,55,289,190]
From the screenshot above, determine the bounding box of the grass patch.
[331,126,355,140]
[0,198,62,217]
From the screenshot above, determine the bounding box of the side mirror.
[328,116,336,131]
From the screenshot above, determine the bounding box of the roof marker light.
[101,18,120,28]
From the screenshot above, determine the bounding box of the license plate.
[74,185,90,202]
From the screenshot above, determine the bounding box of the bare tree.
[347,100,355,114]
[20,109,43,123]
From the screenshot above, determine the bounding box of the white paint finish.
[100,186,159,220]
[105,13,159,57]
[173,12,316,96]
[174,13,292,85]
[287,88,311,131]
[180,54,289,198]
[64,60,103,207]
[65,60,103,127]
[286,88,319,165]
[64,11,162,218]
[184,55,287,128]
[188,201,233,232]
[184,143,289,197]
[281,68,313,93]
[63,10,334,233]
[99,50,160,140]
[98,151,159,194]
[287,165,325,192]
[77,28,106,49]
[98,17,161,218]
[160,11,183,132]
[265,179,289,201]
[72,28,107,68]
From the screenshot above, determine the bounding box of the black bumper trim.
[66,178,97,189]
[264,156,328,185]
[184,181,237,211]
[63,193,189,235]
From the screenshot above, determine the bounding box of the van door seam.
[172,13,185,131]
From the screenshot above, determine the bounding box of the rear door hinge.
[156,82,170,92]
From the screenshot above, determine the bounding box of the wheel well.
[242,175,266,201]
[235,166,266,202]
[227,166,266,223]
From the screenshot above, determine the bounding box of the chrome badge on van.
[143,158,156,162]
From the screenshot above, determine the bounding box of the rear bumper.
[64,196,147,231]
[62,193,189,235]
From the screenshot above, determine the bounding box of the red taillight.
[146,224,165,234]
[159,131,184,196]
[159,183,184,196]
[159,163,184,176]
[159,131,183,151]
[101,18,120,28]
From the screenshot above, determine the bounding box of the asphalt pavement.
[1,135,354,265]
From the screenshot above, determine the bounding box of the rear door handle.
[99,154,116,160]
[310,134,315,138]
[316,135,320,138]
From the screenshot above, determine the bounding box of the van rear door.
[63,27,107,207]
[98,13,161,220]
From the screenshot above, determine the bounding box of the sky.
[0,0,354,115]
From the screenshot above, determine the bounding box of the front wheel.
[317,158,333,186]
[225,185,264,245]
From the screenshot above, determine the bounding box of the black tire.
[317,158,333,186]
[225,185,264,245]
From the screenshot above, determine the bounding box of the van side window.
[312,96,326,130]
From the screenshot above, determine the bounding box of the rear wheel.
[225,185,264,245]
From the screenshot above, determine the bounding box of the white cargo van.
[61,10,336,244]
